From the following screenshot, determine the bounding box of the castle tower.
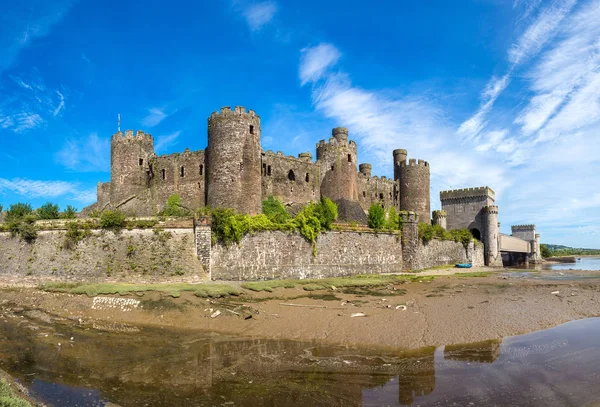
[393,149,407,182]
[110,130,155,203]
[483,205,502,266]
[512,225,542,263]
[399,157,431,224]
[400,211,420,271]
[359,163,372,177]
[432,210,447,229]
[206,106,262,214]
[316,127,359,202]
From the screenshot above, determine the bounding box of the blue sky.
[0,0,598,247]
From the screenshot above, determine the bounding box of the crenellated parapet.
[440,186,495,201]
[397,151,430,223]
[484,205,499,214]
[432,210,447,229]
[209,105,258,119]
[511,224,536,231]
[316,127,359,203]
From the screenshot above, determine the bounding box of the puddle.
[0,309,599,406]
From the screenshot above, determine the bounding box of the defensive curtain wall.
[85,106,431,224]
[0,214,483,284]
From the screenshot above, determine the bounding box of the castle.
[85,105,541,267]
[85,106,431,222]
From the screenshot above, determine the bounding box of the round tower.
[206,106,262,214]
[393,149,407,181]
[110,130,155,203]
[316,127,359,202]
[359,163,372,177]
[399,158,431,223]
[483,205,502,266]
[432,210,447,230]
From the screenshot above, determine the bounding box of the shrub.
[262,196,290,223]
[19,215,38,242]
[36,202,60,219]
[62,222,91,250]
[418,223,474,248]
[314,197,338,230]
[368,204,386,229]
[159,194,191,217]
[6,203,33,221]
[100,210,126,230]
[60,205,78,219]
[540,244,552,258]
[386,207,400,230]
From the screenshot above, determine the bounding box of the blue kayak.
[455,263,472,268]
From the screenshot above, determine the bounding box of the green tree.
[6,203,33,220]
[368,204,386,229]
[100,210,126,230]
[262,196,290,224]
[386,207,399,230]
[60,205,78,219]
[540,244,552,258]
[314,197,338,230]
[160,194,190,217]
[37,202,60,219]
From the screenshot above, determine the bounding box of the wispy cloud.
[155,131,181,154]
[299,43,341,86]
[0,0,75,73]
[141,108,168,128]
[242,1,277,31]
[55,133,110,172]
[0,178,96,204]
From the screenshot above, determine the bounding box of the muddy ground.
[1,270,600,349]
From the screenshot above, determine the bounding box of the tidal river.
[0,309,599,406]
[544,256,600,271]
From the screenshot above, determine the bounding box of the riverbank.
[2,268,600,349]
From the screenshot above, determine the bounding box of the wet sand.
[2,269,600,349]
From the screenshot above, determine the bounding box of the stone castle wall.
[357,174,397,212]
[261,151,320,206]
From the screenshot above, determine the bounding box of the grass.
[455,272,491,278]
[0,379,32,407]
[241,274,435,293]
[38,282,240,298]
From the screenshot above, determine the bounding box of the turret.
[359,163,372,177]
[399,158,431,224]
[393,149,407,181]
[432,210,447,229]
[316,127,359,202]
[110,130,155,203]
[483,205,502,266]
[206,106,262,214]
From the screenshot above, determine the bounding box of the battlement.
[440,186,495,201]
[512,224,536,231]
[112,130,153,143]
[432,210,447,218]
[484,205,499,214]
[401,158,429,167]
[393,149,408,157]
[399,211,419,223]
[298,152,313,161]
[209,105,258,119]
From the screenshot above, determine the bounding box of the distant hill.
[545,244,599,251]
[542,244,600,256]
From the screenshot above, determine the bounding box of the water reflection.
[0,310,600,406]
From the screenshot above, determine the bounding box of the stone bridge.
[499,234,530,253]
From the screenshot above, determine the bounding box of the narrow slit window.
[162,169,166,180]
[379,193,383,200]
[305,173,309,182]
[199,164,203,175]
[139,158,143,166]
[347,154,352,162]
[267,165,272,176]
[288,170,295,181]
[363,191,366,197]
[180,166,185,177]
[262,163,266,176]
[249,125,254,134]
[331,165,334,171]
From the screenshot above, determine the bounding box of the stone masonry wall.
[415,240,484,270]
[211,231,403,280]
[261,151,320,206]
[0,228,205,284]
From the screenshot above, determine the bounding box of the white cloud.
[0,178,96,204]
[299,44,341,86]
[53,90,65,116]
[242,1,277,31]
[141,108,167,128]
[13,113,44,132]
[55,133,110,172]
[0,0,75,73]
[155,131,181,154]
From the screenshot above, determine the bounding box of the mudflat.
[2,269,600,349]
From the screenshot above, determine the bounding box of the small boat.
[455,263,472,268]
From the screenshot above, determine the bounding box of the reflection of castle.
[397,348,436,405]
[85,106,431,222]
[444,339,502,364]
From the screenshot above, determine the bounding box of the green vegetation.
[455,271,490,277]
[60,205,78,219]
[211,198,338,248]
[36,202,60,219]
[241,274,435,292]
[4,204,37,242]
[0,379,32,407]
[62,221,92,250]
[540,243,600,258]
[262,195,291,223]
[367,204,385,229]
[39,282,240,298]
[418,223,474,248]
[100,210,126,231]
[159,193,192,217]
[386,207,400,230]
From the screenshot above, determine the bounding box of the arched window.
[288,170,295,181]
